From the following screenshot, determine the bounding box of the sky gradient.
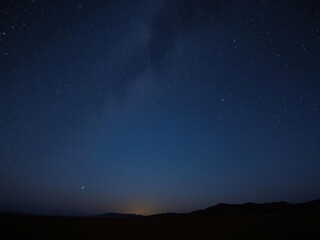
[1,0,320,215]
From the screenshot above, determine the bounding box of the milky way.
[1,0,320,215]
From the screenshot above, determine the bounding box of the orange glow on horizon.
[125,203,161,216]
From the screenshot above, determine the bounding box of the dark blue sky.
[1,0,320,215]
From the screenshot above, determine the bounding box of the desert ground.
[1,211,320,239]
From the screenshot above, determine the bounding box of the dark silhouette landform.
[1,199,320,239]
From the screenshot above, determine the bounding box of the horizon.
[2,197,320,217]
[1,0,320,216]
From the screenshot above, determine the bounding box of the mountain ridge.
[150,199,320,217]
[1,199,320,218]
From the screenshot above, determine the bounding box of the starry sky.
[1,0,320,216]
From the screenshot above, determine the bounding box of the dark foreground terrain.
[1,201,320,239]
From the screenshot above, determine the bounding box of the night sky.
[1,0,320,216]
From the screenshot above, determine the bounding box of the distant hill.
[189,199,320,216]
[1,201,320,239]
[96,213,143,218]
[148,199,320,218]
[1,199,320,218]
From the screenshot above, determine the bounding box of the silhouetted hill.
[148,212,186,218]
[1,199,320,239]
[96,213,142,218]
[2,199,320,218]
[296,199,320,210]
[189,199,320,216]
